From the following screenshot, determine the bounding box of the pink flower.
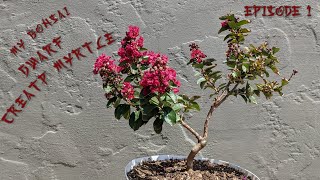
[123,43,142,59]
[118,47,126,58]
[93,53,110,74]
[191,49,207,63]
[127,26,140,39]
[173,88,179,93]
[121,82,135,100]
[93,53,121,74]
[136,36,144,48]
[140,67,180,94]
[142,52,168,66]
[144,51,160,65]
[160,55,168,65]
[221,20,229,28]
[116,66,124,73]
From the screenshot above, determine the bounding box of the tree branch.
[185,82,239,170]
[203,82,239,139]
[180,119,203,141]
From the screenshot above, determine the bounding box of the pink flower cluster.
[93,53,122,74]
[94,25,181,100]
[118,25,145,65]
[142,52,168,66]
[140,67,180,94]
[140,53,180,94]
[121,82,134,100]
[127,26,140,39]
[120,25,180,95]
[191,49,207,63]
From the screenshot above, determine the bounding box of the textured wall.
[0,0,319,179]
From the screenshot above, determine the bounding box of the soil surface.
[127,159,252,180]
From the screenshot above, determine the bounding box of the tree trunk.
[186,139,207,171]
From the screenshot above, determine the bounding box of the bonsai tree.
[93,14,297,171]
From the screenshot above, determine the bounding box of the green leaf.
[193,63,204,69]
[218,26,228,34]
[272,47,280,54]
[124,75,136,82]
[104,85,112,93]
[238,35,245,43]
[139,47,148,51]
[240,94,248,103]
[190,102,200,111]
[256,84,264,90]
[200,81,206,89]
[149,96,159,105]
[129,111,144,131]
[153,117,164,134]
[114,104,130,120]
[242,64,249,73]
[270,56,279,63]
[205,65,218,73]
[172,103,184,111]
[190,96,201,101]
[248,84,254,94]
[106,96,117,108]
[227,21,238,29]
[270,65,279,75]
[232,71,240,78]
[160,95,166,101]
[281,78,289,86]
[114,97,121,107]
[219,15,228,20]
[249,95,257,104]
[224,34,233,41]
[194,71,201,77]
[167,91,177,103]
[142,104,158,121]
[236,20,250,27]
[131,64,141,74]
[163,107,177,126]
[226,61,236,68]
[119,61,128,67]
[254,90,260,97]
[204,58,217,62]
[240,28,251,33]
[181,94,190,101]
[197,77,206,85]
[228,14,236,21]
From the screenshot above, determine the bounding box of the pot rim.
[125,154,260,180]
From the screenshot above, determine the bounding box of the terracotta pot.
[125,155,260,179]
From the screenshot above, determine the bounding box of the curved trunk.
[186,139,207,170]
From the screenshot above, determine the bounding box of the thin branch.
[288,69,298,81]
[180,119,203,141]
[203,82,239,139]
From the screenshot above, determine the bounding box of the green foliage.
[114,104,130,120]
[216,13,295,103]
[153,117,164,134]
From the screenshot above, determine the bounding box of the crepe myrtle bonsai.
[93,14,297,171]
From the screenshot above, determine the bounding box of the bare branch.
[203,82,239,139]
[180,119,203,141]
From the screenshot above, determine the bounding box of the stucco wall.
[0,0,319,179]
